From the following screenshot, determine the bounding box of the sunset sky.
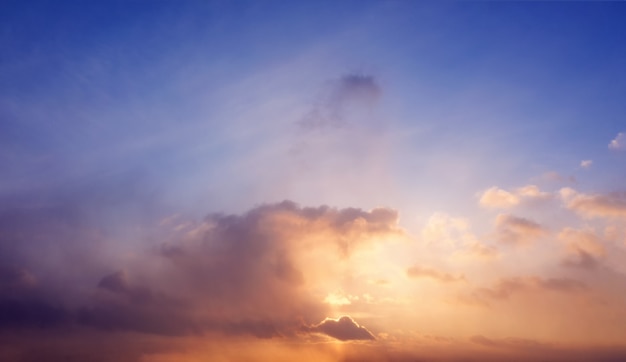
[2,1,626,361]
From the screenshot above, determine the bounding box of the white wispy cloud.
[609,132,625,150]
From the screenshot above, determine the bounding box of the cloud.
[514,185,551,200]
[479,185,551,209]
[0,266,70,330]
[300,73,381,130]
[0,201,402,340]
[324,292,352,306]
[494,214,547,245]
[470,335,552,350]
[539,171,577,184]
[463,242,499,259]
[475,276,587,300]
[421,213,470,243]
[580,160,593,169]
[421,212,498,260]
[558,228,605,270]
[308,316,375,341]
[406,266,465,283]
[0,265,37,292]
[561,189,626,219]
[609,132,625,150]
[479,187,520,208]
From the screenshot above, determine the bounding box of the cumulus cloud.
[580,160,593,169]
[0,201,402,340]
[406,266,465,283]
[560,189,626,219]
[609,132,626,150]
[479,187,520,208]
[479,185,551,209]
[307,316,375,341]
[494,214,547,245]
[514,185,551,200]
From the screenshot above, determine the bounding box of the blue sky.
[1,2,626,361]
[2,1,624,212]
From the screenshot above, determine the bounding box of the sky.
[1,1,626,361]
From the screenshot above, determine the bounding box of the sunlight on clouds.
[479,185,552,209]
[3,1,626,360]
[479,187,519,208]
[323,292,352,306]
[560,188,626,219]
[420,212,497,261]
[558,227,606,269]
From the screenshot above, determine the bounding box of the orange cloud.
[558,228,606,269]
[406,266,465,283]
[479,185,552,209]
[561,189,626,219]
[474,276,587,301]
[479,187,520,208]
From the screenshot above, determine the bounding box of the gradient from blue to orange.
[1,1,626,361]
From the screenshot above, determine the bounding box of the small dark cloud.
[300,73,381,131]
[308,316,375,341]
